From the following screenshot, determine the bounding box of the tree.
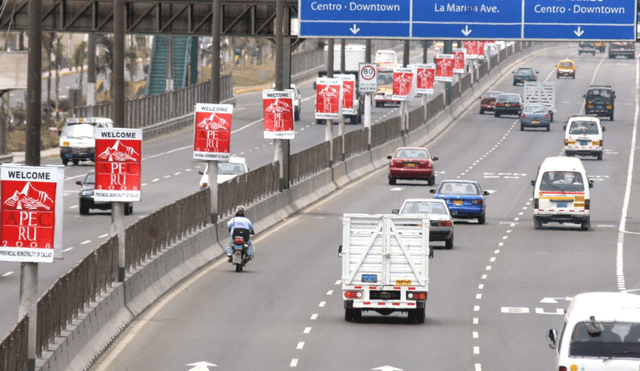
[42,33,55,113]
[96,34,114,100]
[73,40,87,95]
[53,34,65,119]
[125,47,139,99]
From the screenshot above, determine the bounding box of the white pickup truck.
[339,213,432,323]
[524,81,556,122]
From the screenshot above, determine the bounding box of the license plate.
[505,104,511,107]
[558,202,568,208]
[362,274,377,283]
[596,105,603,109]
[406,163,416,168]
[63,141,70,146]
[396,280,411,286]
[453,200,464,205]
[532,120,539,124]
[580,141,589,145]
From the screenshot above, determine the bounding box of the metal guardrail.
[1,41,541,368]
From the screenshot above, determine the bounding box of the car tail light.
[531,75,536,78]
[585,199,590,210]
[407,292,427,300]
[545,113,550,119]
[559,367,567,371]
[496,102,504,107]
[472,200,483,205]
[599,140,603,146]
[521,113,526,119]
[438,220,452,227]
[391,160,404,168]
[345,291,363,299]
[534,198,539,209]
[426,160,433,168]
[564,139,569,146]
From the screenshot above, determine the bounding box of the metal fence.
[0,317,28,370]
[73,74,233,127]
[218,162,280,218]
[290,141,331,184]
[344,127,369,159]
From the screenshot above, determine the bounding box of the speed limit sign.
[359,63,377,93]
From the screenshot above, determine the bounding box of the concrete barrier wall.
[36,42,561,371]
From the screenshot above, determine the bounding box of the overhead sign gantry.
[299,0,637,40]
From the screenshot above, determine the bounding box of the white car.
[273,83,301,121]
[199,156,249,188]
[392,198,454,249]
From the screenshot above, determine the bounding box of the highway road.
[0,45,441,337]
[84,45,640,370]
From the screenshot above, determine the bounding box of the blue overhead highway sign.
[298,0,637,41]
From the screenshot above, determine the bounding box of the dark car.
[479,91,502,114]
[578,42,596,56]
[512,67,538,85]
[494,93,523,118]
[430,180,489,224]
[584,85,615,121]
[520,104,551,131]
[76,171,133,215]
[387,147,438,186]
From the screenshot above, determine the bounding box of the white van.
[59,117,113,166]
[531,156,593,230]
[547,292,640,370]
[564,115,605,160]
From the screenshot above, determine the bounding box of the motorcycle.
[231,235,253,272]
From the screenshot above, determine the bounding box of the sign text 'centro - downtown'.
[299,0,636,40]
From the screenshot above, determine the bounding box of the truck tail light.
[599,140,603,146]
[438,220,452,227]
[345,291,363,299]
[559,367,567,371]
[585,199,590,210]
[472,200,483,205]
[534,198,539,209]
[407,292,427,300]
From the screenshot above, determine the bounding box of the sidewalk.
[10,147,60,164]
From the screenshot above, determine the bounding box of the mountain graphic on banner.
[265,99,292,114]
[3,182,53,210]
[197,113,229,130]
[97,140,139,161]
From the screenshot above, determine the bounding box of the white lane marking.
[502,307,530,313]
[174,172,181,176]
[163,175,170,179]
[473,332,479,339]
[476,294,482,299]
[475,364,482,371]
[152,178,159,182]
[141,183,148,187]
[2,271,13,277]
[490,257,496,262]
[311,314,318,320]
[185,168,192,172]
[502,236,508,240]
[290,359,298,367]
[498,242,504,247]
[303,327,311,334]
[319,301,326,307]
[474,306,480,311]
[81,240,91,245]
[486,266,492,270]
[297,342,305,350]
[326,290,333,295]
[616,57,640,291]
[99,234,109,238]
[63,248,73,252]
[478,284,484,289]
[474,346,480,355]
[473,318,479,324]
[335,280,341,285]
[481,275,487,279]
[495,250,500,254]
[598,224,615,228]
[70,205,78,209]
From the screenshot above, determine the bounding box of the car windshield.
[377,73,394,85]
[84,172,95,184]
[587,89,612,99]
[559,62,573,68]
[539,171,585,192]
[516,68,534,75]
[61,123,95,139]
[401,201,449,215]
[569,121,600,135]
[395,149,429,159]
[218,162,247,175]
[376,52,396,63]
[484,92,501,99]
[569,321,640,359]
[498,95,520,103]
[524,106,547,114]
[438,182,479,195]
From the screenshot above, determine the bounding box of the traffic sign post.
[358,63,377,93]
[299,0,637,40]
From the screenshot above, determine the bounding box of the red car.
[387,147,438,185]
[479,91,502,114]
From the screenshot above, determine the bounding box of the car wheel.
[546,125,550,132]
[294,108,300,121]
[572,74,575,79]
[479,108,484,114]
[610,112,614,121]
[429,175,435,186]
[124,204,133,215]
[533,216,542,230]
[79,202,89,215]
[72,159,79,166]
[414,308,426,324]
[581,218,590,231]
[345,309,354,322]
[556,74,559,79]
[350,115,358,125]
[477,214,486,225]
[62,158,69,166]
[316,119,324,125]
[388,177,396,185]
[352,309,362,322]
[550,113,554,122]
[512,81,516,86]
[597,152,603,160]
[445,235,453,250]
[494,112,500,118]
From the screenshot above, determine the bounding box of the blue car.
[430,180,489,224]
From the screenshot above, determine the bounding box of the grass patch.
[8,126,59,152]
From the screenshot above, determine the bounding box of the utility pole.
[444,40,453,105]
[326,39,334,166]
[364,39,372,150]
[274,0,284,191]
[421,40,429,123]
[113,0,126,282]
[338,39,345,161]
[87,33,96,115]
[208,0,222,224]
[400,40,410,137]
[23,0,42,368]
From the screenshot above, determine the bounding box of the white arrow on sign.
[372,366,404,371]
[574,26,584,37]
[187,361,218,370]
[350,24,360,35]
[461,25,472,36]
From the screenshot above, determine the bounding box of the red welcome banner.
[435,54,454,82]
[392,67,415,101]
[0,165,64,263]
[416,64,435,95]
[315,77,342,120]
[336,74,356,115]
[193,103,232,161]
[263,90,295,139]
[453,48,466,74]
[465,41,480,59]
[94,128,142,202]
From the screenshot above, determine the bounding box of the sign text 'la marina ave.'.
[299,0,636,40]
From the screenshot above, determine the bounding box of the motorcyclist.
[227,206,255,261]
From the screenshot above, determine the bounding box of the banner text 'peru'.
[193,103,233,161]
[94,128,142,202]
[415,64,435,95]
[263,90,295,139]
[392,67,415,101]
[0,165,64,263]
[315,77,343,120]
[435,54,454,82]
[336,74,357,115]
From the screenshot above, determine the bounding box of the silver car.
[520,104,551,131]
[392,198,454,249]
